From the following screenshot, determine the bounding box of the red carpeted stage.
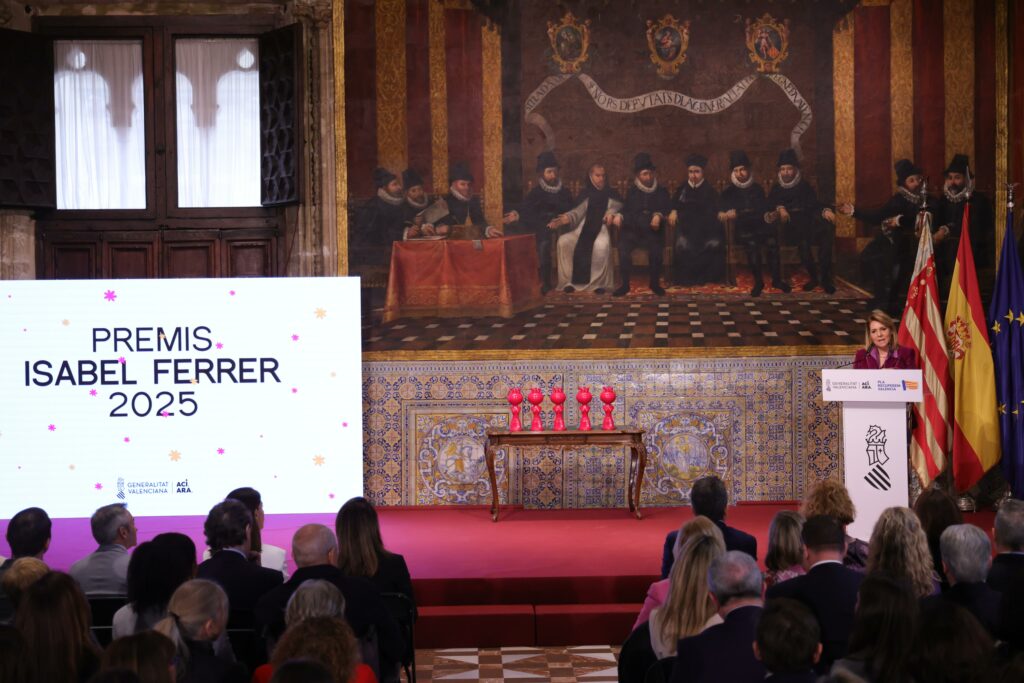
[7,505,996,648]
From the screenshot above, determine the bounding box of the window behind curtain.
[54,40,145,210]
[175,38,260,208]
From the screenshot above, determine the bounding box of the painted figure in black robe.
[719,150,789,297]
[840,158,926,315]
[934,154,995,307]
[671,153,723,286]
[424,161,496,237]
[766,148,838,294]
[614,153,672,297]
[503,151,573,293]
[400,168,430,239]
[352,167,405,266]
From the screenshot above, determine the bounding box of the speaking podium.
[822,369,923,541]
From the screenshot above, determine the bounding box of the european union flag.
[989,200,1024,496]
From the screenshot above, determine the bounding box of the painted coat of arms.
[946,316,971,359]
[745,14,790,73]
[646,15,690,79]
[547,12,591,74]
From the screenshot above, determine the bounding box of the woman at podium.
[853,310,917,369]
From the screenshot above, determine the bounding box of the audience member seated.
[113,532,198,638]
[203,488,289,580]
[99,631,176,683]
[913,487,963,589]
[764,511,805,589]
[922,524,1001,637]
[16,570,101,682]
[989,498,1024,593]
[766,515,863,674]
[800,480,867,570]
[255,524,404,676]
[661,476,757,578]
[335,497,415,605]
[830,574,917,682]
[270,659,335,683]
[197,499,283,613]
[668,551,766,683]
[619,526,726,683]
[866,506,938,598]
[1,557,48,614]
[71,503,138,596]
[262,617,376,683]
[634,516,723,629]
[154,579,246,683]
[913,600,994,683]
[0,623,27,682]
[0,506,51,622]
[754,598,822,683]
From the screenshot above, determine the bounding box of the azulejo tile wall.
[362,357,847,507]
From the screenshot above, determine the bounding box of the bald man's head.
[291,524,338,568]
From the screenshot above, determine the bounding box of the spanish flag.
[944,202,1001,491]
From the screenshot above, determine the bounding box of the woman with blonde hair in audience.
[15,571,101,682]
[764,510,806,588]
[866,506,938,598]
[100,631,177,683]
[633,516,723,628]
[153,579,246,683]
[802,479,869,569]
[335,497,414,604]
[0,556,48,610]
[269,616,375,683]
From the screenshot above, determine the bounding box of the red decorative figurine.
[507,387,523,432]
[600,386,616,430]
[576,386,593,431]
[527,387,545,431]
[550,386,567,431]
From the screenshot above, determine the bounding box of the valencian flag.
[898,209,951,487]
[989,198,1024,496]
[944,202,1001,491]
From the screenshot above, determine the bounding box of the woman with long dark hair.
[831,574,918,682]
[334,497,414,602]
[113,532,197,638]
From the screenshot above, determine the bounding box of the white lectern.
[822,369,923,542]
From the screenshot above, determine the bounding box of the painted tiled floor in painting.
[412,646,620,683]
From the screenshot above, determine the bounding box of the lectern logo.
[864,425,891,491]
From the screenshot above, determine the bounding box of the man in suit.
[661,475,757,578]
[766,515,863,674]
[196,499,283,613]
[988,499,1024,593]
[255,524,405,676]
[923,524,1001,637]
[669,551,766,683]
[69,503,137,595]
[614,152,672,297]
[754,599,822,683]
[0,507,51,622]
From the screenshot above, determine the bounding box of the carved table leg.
[632,441,647,520]
[486,443,500,522]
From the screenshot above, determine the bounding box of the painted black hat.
[373,167,397,189]
[729,150,751,170]
[633,152,656,174]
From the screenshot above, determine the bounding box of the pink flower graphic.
[291,388,298,394]
[328,493,335,499]
[217,447,225,455]
[48,424,56,432]
[291,334,299,341]
[104,290,117,302]
[94,482,103,490]
[342,421,349,428]
[229,290,236,296]
[89,389,98,397]
[215,342,224,350]
[160,411,170,417]
[118,357,126,365]
[123,437,130,443]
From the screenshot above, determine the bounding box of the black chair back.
[644,658,675,683]
[380,592,416,683]
[87,594,128,647]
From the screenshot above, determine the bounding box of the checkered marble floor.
[364,297,870,353]
[411,646,620,683]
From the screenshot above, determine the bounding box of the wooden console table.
[483,428,648,522]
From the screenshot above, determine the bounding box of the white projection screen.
[0,278,363,518]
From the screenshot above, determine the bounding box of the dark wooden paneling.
[162,232,219,278]
[224,236,276,277]
[105,236,158,278]
[44,236,101,279]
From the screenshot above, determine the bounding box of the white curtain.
[54,40,146,210]
[175,39,261,208]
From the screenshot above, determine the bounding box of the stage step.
[416,603,643,648]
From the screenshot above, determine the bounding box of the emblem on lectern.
[864,425,891,491]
